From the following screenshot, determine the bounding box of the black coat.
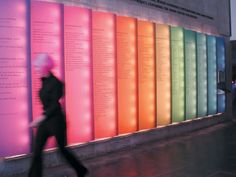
[39,73,66,135]
[40,72,64,119]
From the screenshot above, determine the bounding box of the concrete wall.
[231,0,236,40]
[35,0,231,36]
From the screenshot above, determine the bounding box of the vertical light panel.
[207,36,217,115]
[217,37,226,113]
[92,11,116,139]
[137,20,156,130]
[156,24,171,126]
[170,27,185,122]
[196,33,208,117]
[64,6,93,144]
[0,0,30,157]
[116,16,137,134]
[184,30,197,119]
[31,1,63,148]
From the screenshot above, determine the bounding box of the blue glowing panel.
[207,35,217,115]
[216,37,226,113]
[196,33,208,117]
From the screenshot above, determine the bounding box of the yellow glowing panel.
[156,24,171,126]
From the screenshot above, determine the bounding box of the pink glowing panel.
[31,1,63,149]
[92,11,117,139]
[0,0,30,157]
[64,6,93,144]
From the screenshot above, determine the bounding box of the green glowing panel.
[184,30,197,119]
[207,36,217,115]
[196,33,207,117]
[171,27,185,122]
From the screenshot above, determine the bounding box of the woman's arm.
[29,115,46,128]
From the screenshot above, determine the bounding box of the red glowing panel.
[0,0,30,157]
[137,20,156,130]
[156,24,171,126]
[31,1,63,148]
[116,16,137,134]
[92,11,117,139]
[64,6,93,144]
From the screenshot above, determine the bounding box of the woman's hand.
[29,115,46,128]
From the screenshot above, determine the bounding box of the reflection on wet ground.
[40,122,236,177]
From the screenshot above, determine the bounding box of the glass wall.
[0,0,226,157]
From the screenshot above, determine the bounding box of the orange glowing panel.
[64,6,93,144]
[31,1,63,148]
[137,20,156,130]
[155,24,171,126]
[116,16,137,134]
[92,11,117,139]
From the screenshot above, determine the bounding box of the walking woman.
[28,54,88,177]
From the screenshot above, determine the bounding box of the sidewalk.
[17,121,236,177]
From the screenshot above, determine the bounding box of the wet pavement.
[22,121,236,177]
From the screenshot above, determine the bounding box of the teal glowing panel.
[196,33,208,117]
[171,27,185,122]
[207,36,217,115]
[217,37,226,113]
[184,30,197,119]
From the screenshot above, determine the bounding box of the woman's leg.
[28,124,49,177]
[54,127,88,176]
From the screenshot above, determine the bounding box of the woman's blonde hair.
[33,53,55,71]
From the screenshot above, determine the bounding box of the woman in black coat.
[28,54,88,177]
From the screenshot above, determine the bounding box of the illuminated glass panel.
[196,33,208,117]
[64,6,93,144]
[171,27,185,122]
[156,24,171,126]
[137,20,156,130]
[31,1,63,148]
[207,35,217,115]
[216,37,226,113]
[116,16,137,134]
[184,30,197,119]
[0,0,30,157]
[92,11,117,139]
